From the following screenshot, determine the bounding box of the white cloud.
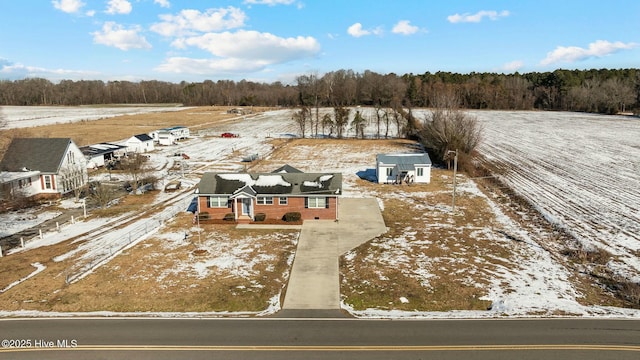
[106,0,132,15]
[502,60,523,72]
[151,7,246,37]
[92,22,152,50]
[158,30,320,75]
[447,10,509,23]
[52,0,85,13]
[154,0,170,8]
[347,23,369,37]
[540,40,638,65]
[392,20,418,35]
[0,60,100,81]
[155,57,268,75]
[172,30,320,63]
[86,10,96,16]
[347,23,382,38]
[243,0,295,5]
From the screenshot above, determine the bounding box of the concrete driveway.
[282,198,386,310]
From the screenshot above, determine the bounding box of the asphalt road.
[1,317,639,359]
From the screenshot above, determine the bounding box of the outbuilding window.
[417,167,424,176]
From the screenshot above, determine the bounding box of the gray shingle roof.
[198,172,342,196]
[0,138,73,173]
[133,134,153,142]
[271,164,303,173]
[376,153,432,167]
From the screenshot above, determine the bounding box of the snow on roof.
[218,173,291,187]
[0,170,41,183]
[303,175,334,188]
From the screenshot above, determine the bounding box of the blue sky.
[1,0,638,84]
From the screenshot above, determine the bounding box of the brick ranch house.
[196,169,342,222]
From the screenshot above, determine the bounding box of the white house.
[0,170,41,200]
[80,142,128,168]
[150,126,190,146]
[376,153,432,184]
[126,134,155,153]
[0,138,88,199]
[157,130,175,146]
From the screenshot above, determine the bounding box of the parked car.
[221,132,239,138]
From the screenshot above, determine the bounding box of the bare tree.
[89,183,118,209]
[391,107,406,138]
[0,106,6,129]
[350,110,366,139]
[333,106,350,139]
[420,105,483,165]
[321,113,334,137]
[292,107,310,138]
[59,161,88,200]
[297,72,324,137]
[121,154,151,194]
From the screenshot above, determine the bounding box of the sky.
[0,0,638,84]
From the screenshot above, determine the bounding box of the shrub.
[254,213,266,222]
[223,213,235,221]
[283,212,301,222]
[198,212,210,221]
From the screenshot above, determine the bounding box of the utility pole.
[448,149,458,213]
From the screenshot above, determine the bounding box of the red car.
[221,132,238,138]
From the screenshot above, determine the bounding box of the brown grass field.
[0,106,271,154]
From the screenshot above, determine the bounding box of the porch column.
[234,198,238,220]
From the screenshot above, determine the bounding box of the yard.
[1,106,639,318]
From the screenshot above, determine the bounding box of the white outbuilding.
[376,153,432,184]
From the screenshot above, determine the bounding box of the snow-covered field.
[468,111,640,282]
[2,106,639,318]
[0,105,186,129]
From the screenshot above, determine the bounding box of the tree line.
[1,68,638,115]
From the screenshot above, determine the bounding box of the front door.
[241,198,251,215]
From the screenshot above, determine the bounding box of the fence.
[58,196,193,284]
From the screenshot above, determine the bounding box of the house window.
[279,197,288,205]
[306,197,327,208]
[44,175,52,190]
[386,168,393,176]
[257,196,274,205]
[208,196,228,208]
[417,167,424,176]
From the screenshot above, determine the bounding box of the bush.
[223,213,235,221]
[198,212,210,221]
[254,213,266,222]
[283,212,301,222]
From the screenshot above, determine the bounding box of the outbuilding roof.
[198,172,342,196]
[80,143,127,157]
[132,134,153,142]
[376,153,432,167]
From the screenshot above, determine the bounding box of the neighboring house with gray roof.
[376,153,432,184]
[0,138,87,199]
[197,169,342,222]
